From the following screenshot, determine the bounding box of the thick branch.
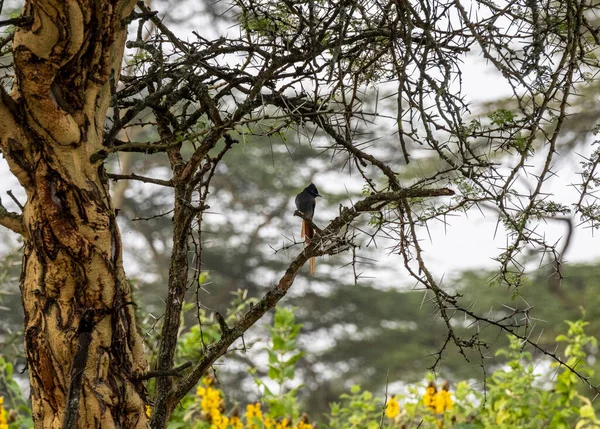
[150,182,196,428]
[0,15,33,27]
[0,200,24,235]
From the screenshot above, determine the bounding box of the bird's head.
[306,183,322,198]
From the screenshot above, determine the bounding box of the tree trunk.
[0,1,148,427]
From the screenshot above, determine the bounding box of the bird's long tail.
[301,219,316,275]
[301,219,314,241]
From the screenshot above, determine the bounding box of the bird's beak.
[316,193,322,198]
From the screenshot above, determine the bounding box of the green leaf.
[283,352,304,367]
[272,334,285,351]
[274,307,295,328]
[283,366,295,380]
[268,365,282,381]
[267,349,279,364]
[198,271,210,284]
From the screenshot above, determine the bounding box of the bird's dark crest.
[306,183,321,197]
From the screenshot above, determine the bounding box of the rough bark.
[0,1,148,428]
[150,182,195,428]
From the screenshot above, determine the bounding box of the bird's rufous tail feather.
[302,220,313,241]
[301,220,316,275]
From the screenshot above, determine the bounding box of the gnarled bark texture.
[0,1,148,427]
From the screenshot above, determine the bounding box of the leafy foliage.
[3,308,600,428]
[0,356,31,429]
[255,307,304,420]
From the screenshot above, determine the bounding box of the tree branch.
[135,362,191,381]
[107,173,173,187]
[135,1,190,55]
[0,15,32,27]
[0,199,24,235]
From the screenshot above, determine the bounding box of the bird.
[295,183,322,275]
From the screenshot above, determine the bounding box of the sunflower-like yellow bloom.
[230,416,243,429]
[293,414,313,429]
[385,395,400,419]
[276,417,291,429]
[435,383,453,413]
[0,397,8,429]
[423,381,438,410]
[196,377,228,429]
[209,408,229,429]
[246,403,263,429]
[200,386,223,414]
[263,415,276,428]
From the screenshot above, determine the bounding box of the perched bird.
[295,183,322,275]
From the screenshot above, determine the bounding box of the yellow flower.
[198,385,223,414]
[276,418,291,429]
[196,377,227,427]
[145,405,152,418]
[204,389,221,413]
[209,408,229,429]
[264,415,275,428]
[245,403,263,429]
[423,381,437,410]
[435,383,453,413]
[230,415,243,429]
[385,395,400,419]
[0,396,8,429]
[294,415,313,429]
